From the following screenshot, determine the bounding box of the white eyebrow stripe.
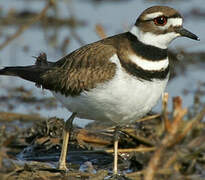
[144,12,163,20]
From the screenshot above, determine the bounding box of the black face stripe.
[119,58,169,81]
[169,13,182,19]
[127,32,168,61]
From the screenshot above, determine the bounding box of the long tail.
[0,65,48,85]
[0,53,53,86]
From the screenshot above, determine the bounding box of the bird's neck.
[129,25,177,49]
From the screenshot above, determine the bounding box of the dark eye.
[154,16,167,26]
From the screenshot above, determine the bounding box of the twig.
[106,114,161,131]
[162,92,171,132]
[144,96,187,180]
[135,114,160,123]
[126,168,172,179]
[162,92,169,114]
[95,24,107,39]
[172,106,205,146]
[0,112,46,122]
[70,28,86,46]
[60,147,155,154]
[0,0,54,51]
[105,147,155,153]
[163,152,178,169]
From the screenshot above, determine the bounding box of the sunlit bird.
[0,5,199,175]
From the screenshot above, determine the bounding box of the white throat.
[130,25,180,49]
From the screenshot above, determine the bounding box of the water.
[0,0,204,127]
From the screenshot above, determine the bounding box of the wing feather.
[41,42,117,96]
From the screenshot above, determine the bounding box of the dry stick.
[95,24,107,39]
[163,152,178,169]
[144,97,187,180]
[170,106,205,146]
[161,107,205,171]
[0,0,54,51]
[162,92,171,132]
[0,112,46,122]
[170,97,188,137]
[64,0,86,46]
[135,114,161,123]
[126,168,172,178]
[77,129,112,145]
[60,147,155,154]
[70,28,86,46]
[122,129,154,146]
[162,93,169,114]
[107,114,161,131]
[105,147,155,153]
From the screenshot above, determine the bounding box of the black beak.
[176,27,200,41]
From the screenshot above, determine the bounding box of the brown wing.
[41,42,117,96]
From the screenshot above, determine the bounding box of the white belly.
[53,67,169,126]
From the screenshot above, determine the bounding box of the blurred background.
[0,0,204,127]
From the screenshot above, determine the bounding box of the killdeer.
[0,6,199,174]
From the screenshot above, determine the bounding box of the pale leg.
[58,112,76,170]
[113,126,120,175]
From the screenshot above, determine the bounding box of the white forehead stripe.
[168,18,183,27]
[144,12,163,20]
[144,13,183,27]
[129,55,169,71]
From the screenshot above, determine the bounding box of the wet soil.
[1,91,205,179]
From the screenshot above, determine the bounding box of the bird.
[0,5,199,175]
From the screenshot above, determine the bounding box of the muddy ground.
[0,86,205,180]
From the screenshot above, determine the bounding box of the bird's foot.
[105,173,130,180]
[58,162,69,172]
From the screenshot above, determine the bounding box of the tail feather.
[0,65,49,85]
[0,53,55,87]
